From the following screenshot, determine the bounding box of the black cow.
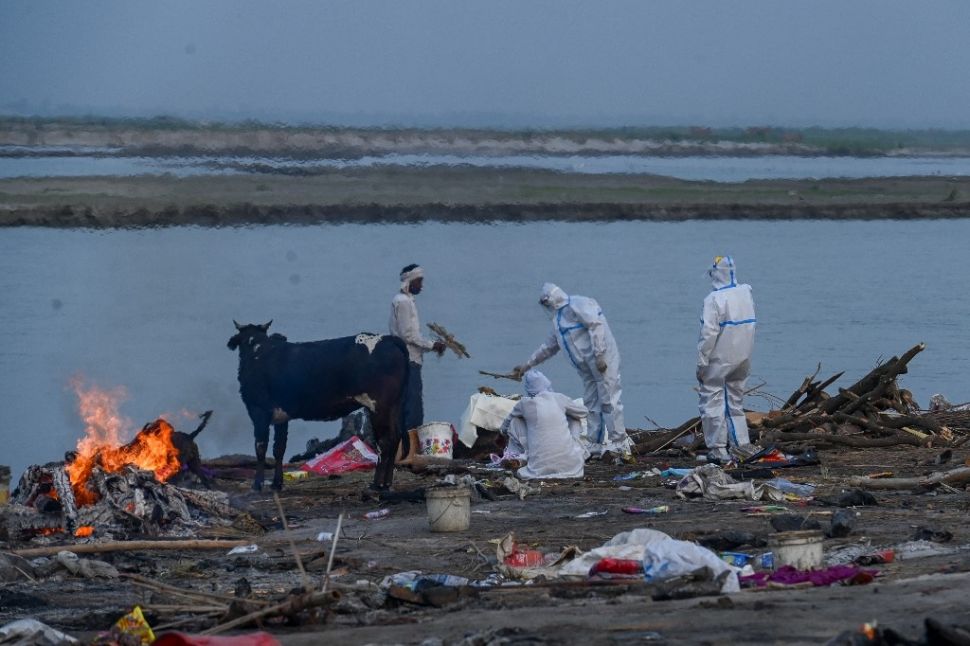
[227,321,409,491]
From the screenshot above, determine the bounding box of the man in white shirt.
[389,264,445,433]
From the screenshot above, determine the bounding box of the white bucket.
[416,422,454,458]
[426,486,471,532]
[767,530,824,570]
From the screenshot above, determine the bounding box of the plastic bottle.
[588,558,644,577]
[416,573,470,588]
[364,508,390,520]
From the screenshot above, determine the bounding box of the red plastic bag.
[302,436,378,475]
[589,558,643,577]
[153,632,281,646]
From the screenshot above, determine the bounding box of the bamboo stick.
[11,538,250,558]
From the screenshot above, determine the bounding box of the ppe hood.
[524,369,552,396]
[539,283,569,311]
[708,256,737,290]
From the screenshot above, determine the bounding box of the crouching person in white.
[501,370,589,480]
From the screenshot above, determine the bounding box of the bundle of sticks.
[427,322,470,358]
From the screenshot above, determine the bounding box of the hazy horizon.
[3,1,970,130]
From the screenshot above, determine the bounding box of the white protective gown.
[522,283,630,455]
[697,256,756,452]
[501,370,588,479]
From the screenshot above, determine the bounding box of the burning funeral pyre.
[0,380,230,543]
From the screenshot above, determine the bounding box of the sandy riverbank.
[2,169,969,227]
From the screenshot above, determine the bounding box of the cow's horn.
[261,320,273,331]
[233,320,243,331]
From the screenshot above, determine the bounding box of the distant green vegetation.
[3,114,970,155]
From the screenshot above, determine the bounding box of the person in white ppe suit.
[389,264,446,433]
[697,256,756,464]
[512,283,631,457]
[501,369,588,479]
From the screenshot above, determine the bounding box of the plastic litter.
[364,509,391,520]
[503,549,546,568]
[854,549,895,565]
[102,606,155,645]
[316,532,333,542]
[574,510,609,518]
[558,528,740,593]
[660,468,693,478]
[301,436,378,476]
[0,619,78,645]
[621,505,669,515]
[763,478,816,497]
[588,557,643,577]
[227,544,259,555]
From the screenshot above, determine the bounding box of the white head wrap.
[523,369,552,396]
[400,266,424,292]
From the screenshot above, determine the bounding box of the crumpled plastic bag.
[558,528,740,593]
[55,550,119,579]
[500,476,540,500]
[676,464,787,501]
[0,619,78,645]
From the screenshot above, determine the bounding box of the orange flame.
[66,378,181,505]
[74,526,94,538]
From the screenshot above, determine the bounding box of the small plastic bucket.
[416,422,454,458]
[426,486,470,532]
[767,530,823,570]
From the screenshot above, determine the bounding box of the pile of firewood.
[635,342,968,454]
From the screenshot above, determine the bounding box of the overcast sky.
[2,1,969,128]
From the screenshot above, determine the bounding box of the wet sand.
[2,169,969,227]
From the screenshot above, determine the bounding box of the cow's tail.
[189,410,213,439]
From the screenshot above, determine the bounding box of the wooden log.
[634,417,700,453]
[10,538,250,558]
[783,363,821,409]
[201,588,342,635]
[762,430,923,449]
[794,371,844,412]
[847,466,970,490]
[879,414,944,434]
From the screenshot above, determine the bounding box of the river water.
[4,152,970,181]
[1,220,968,479]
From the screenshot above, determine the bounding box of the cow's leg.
[271,422,289,491]
[385,399,405,489]
[369,408,394,492]
[250,408,271,491]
